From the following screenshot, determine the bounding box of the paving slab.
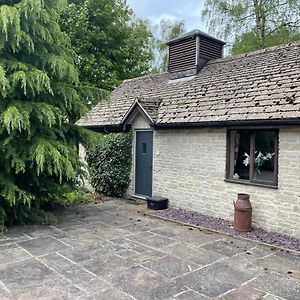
[262,294,286,300]
[0,246,31,265]
[143,255,198,279]
[173,290,209,300]
[110,237,154,254]
[219,284,266,300]
[200,237,255,257]
[2,227,30,239]
[0,258,61,290]
[130,250,167,264]
[248,272,300,300]
[136,234,177,249]
[125,231,155,241]
[80,253,135,277]
[162,242,225,266]
[220,246,276,267]
[108,265,185,300]
[175,261,257,298]
[75,278,111,296]
[59,240,123,263]
[91,227,131,239]
[0,199,299,299]
[116,248,140,258]
[150,226,224,246]
[17,236,69,256]
[253,250,300,280]
[0,242,20,252]
[96,287,134,300]
[53,220,84,229]
[53,263,96,284]
[0,233,30,248]
[22,225,67,238]
[121,223,153,233]
[39,253,72,269]
[59,224,96,235]
[0,281,9,295]
[58,231,104,248]
[9,282,89,300]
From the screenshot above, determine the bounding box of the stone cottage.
[78,30,300,238]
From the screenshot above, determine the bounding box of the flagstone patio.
[0,199,299,299]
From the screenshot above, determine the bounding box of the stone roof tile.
[77,41,300,128]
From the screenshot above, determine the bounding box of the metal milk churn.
[233,193,252,232]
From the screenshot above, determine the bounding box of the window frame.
[225,129,279,187]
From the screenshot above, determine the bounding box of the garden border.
[143,210,300,256]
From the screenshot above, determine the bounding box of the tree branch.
[266,20,300,37]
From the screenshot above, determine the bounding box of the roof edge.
[121,100,154,125]
[79,124,125,133]
[154,118,300,129]
[81,118,300,132]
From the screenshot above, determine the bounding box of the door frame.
[133,129,153,199]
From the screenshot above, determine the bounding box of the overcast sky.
[127,0,207,33]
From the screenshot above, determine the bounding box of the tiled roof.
[77,41,300,128]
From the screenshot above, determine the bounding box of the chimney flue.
[167,30,226,80]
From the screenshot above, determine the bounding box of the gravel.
[149,208,300,253]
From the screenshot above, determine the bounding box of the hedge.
[86,132,132,197]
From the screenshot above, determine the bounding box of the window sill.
[224,179,278,189]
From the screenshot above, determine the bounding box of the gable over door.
[135,131,153,197]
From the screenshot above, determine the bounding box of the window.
[226,129,278,187]
[142,143,147,154]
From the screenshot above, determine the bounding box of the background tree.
[151,19,185,73]
[0,0,103,228]
[61,0,154,93]
[202,0,300,54]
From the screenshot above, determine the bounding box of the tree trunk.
[253,0,267,48]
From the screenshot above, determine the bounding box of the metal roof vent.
[167,30,226,80]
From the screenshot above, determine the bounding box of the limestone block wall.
[131,114,151,130]
[78,144,94,191]
[152,128,300,238]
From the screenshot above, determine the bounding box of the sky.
[126,0,207,33]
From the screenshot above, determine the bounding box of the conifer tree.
[0,0,105,228]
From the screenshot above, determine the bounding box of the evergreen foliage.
[61,0,154,94]
[86,133,132,198]
[0,0,105,229]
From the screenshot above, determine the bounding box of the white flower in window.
[243,153,250,166]
[243,151,275,174]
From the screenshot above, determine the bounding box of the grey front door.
[135,131,153,197]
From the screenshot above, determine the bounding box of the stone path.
[0,199,299,299]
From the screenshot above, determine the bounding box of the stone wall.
[151,128,300,238]
[131,113,151,130]
[78,144,94,191]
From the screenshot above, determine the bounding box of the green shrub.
[62,188,94,206]
[0,200,57,231]
[86,133,132,197]
[0,187,94,232]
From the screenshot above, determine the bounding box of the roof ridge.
[208,40,300,65]
[123,72,168,83]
